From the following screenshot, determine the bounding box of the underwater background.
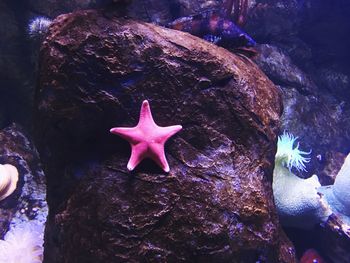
[0,0,350,262]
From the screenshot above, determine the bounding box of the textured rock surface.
[278,88,350,180]
[0,124,47,237]
[254,43,350,182]
[255,44,316,95]
[319,151,346,185]
[35,10,296,263]
[319,215,350,263]
[248,0,350,183]
[246,0,301,43]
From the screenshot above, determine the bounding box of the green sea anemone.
[273,132,331,229]
[275,132,311,172]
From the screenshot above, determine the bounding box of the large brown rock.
[35,10,295,263]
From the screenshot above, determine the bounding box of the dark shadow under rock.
[319,215,350,263]
[34,9,295,263]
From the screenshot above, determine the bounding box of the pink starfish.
[110,100,182,172]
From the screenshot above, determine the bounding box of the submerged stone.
[34,10,295,263]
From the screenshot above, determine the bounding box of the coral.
[319,153,350,225]
[0,164,18,201]
[273,132,331,228]
[28,17,52,39]
[0,222,44,263]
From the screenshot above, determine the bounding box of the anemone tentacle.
[276,131,311,172]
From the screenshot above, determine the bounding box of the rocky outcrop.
[34,10,296,263]
[253,43,350,183]
[255,44,316,95]
[0,124,47,237]
[278,87,350,179]
[246,0,301,43]
[319,215,350,263]
[249,2,350,261]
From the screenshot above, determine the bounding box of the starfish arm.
[110,127,142,143]
[110,100,182,172]
[138,100,157,128]
[127,142,148,171]
[149,143,170,172]
[158,125,183,141]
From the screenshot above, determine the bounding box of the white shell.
[0,164,19,201]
